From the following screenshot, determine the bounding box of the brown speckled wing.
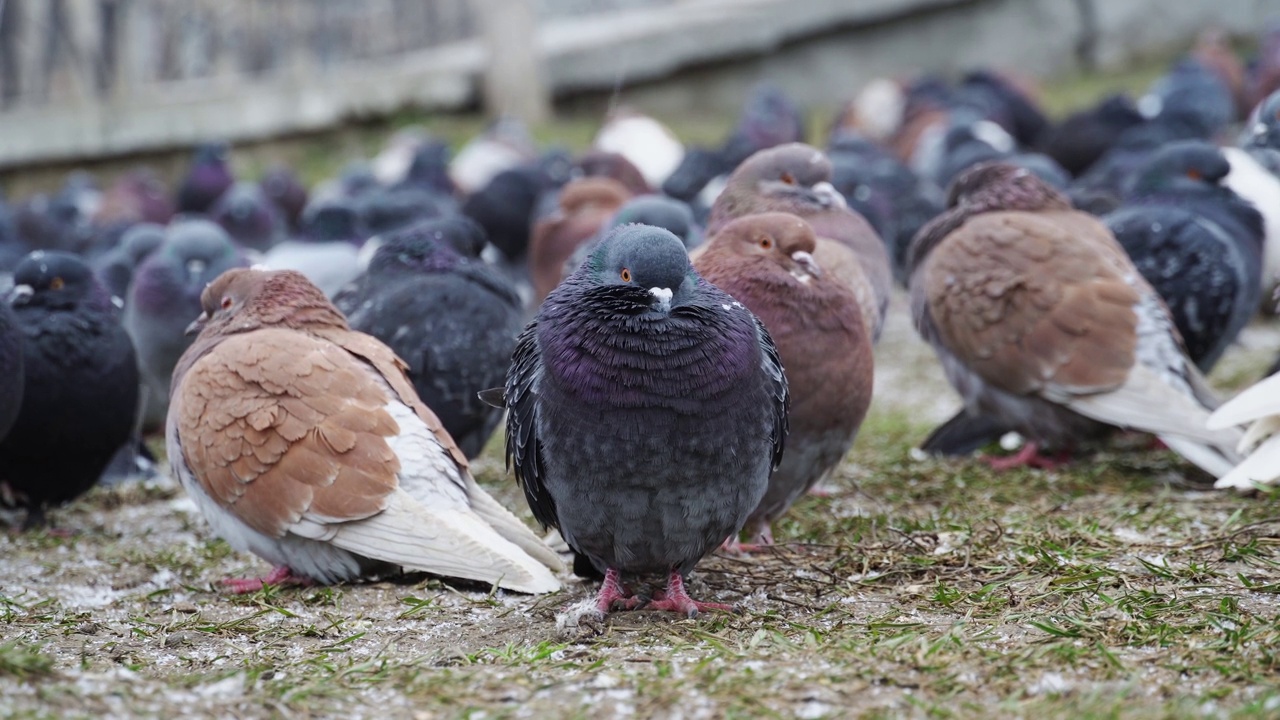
[922,209,1139,397]
[177,328,401,538]
[315,326,471,472]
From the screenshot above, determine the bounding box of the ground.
[3,291,1280,720]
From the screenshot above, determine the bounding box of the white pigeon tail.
[1207,372,1280,490]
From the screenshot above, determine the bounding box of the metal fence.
[0,0,669,110]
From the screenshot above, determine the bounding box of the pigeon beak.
[184,312,209,336]
[186,258,207,282]
[649,287,673,313]
[6,284,33,307]
[790,251,822,280]
[811,181,848,209]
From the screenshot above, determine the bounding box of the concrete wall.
[0,0,1276,169]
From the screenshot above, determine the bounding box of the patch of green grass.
[0,640,55,680]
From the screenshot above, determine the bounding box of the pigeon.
[93,169,175,227]
[0,303,22,444]
[693,213,872,546]
[721,83,807,167]
[334,218,522,458]
[662,147,735,203]
[0,251,139,528]
[261,166,309,233]
[1105,141,1265,372]
[356,185,452,238]
[209,182,285,252]
[827,134,945,285]
[528,177,631,306]
[168,268,563,593]
[1220,145,1280,306]
[462,151,573,264]
[1038,95,1145,177]
[1207,371,1280,489]
[260,240,363,299]
[176,142,234,214]
[1139,56,1236,138]
[956,69,1049,148]
[562,195,703,279]
[92,223,166,303]
[450,117,537,195]
[593,109,684,190]
[908,162,1241,475]
[706,143,892,339]
[125,220,249,430]
[573,151,651,196]
[492,224,788,618]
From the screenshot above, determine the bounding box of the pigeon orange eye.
[780,172,796,185]
[1186,169,1201,180]
[49,277,64,290]
[620,268,632,282]
[221,297,233,310]
[759,237,773,250]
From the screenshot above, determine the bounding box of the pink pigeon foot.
[219,566,313,594]
[592,567,642,614]
[637,571,735,618]
[983,442,1071,471]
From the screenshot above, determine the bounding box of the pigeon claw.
[642,571,735,618]
[982,442,1071,472]
[219,566,312,594]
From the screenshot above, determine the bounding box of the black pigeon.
[1039,95,1145,177]
[827,134,945,285]
[334,218,521,458]
[1140,57,1237,139]
[1105,140,1266,372]
[0,303,22,445]
[0,251,139,528]
[176,142,234,214]
[494,224,788,619]
[209,182,285,252]
[661,147,735,203]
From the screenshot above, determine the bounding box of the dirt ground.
[3,292,1280,720]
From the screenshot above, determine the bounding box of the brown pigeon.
[694,213,873,546]
[908,162,1242,476]
[528,177,631,306]
[706,143,892,339]
[167,268,564,594]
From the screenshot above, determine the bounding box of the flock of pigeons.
[3,27,1280,618]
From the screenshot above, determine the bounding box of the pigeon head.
[707,213,821,280]
[119,223,166,264]
[190,268,346,338]
[368,219,475,275]
[573,152,650,195]
[582,224,695,314]
[130,220,246,312]
[1242,90,1280,150]
[300,197,362,243]
[609,196,700,249]
[1127,140,1230,196]
[210,182,283,251]
[261,166,308,227]
[727,144,844,212]
[558,177,632,216]
[9,250,106,311]
[945,161,1072,213]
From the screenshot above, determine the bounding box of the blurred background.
[0,0,1275,193]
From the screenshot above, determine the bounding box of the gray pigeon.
[493,224,788,618]
[124,220,248,430]
[92,223,166,303]
[335,217,520,458]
